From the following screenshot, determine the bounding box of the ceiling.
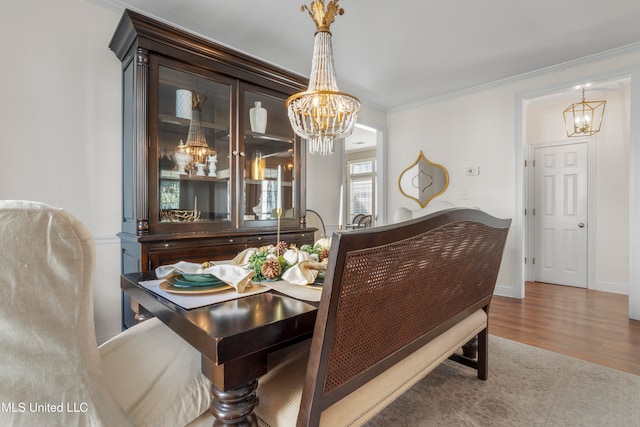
[106,0,640,111]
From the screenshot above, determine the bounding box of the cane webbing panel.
[323,220,507,395]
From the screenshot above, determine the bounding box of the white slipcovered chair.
[0,200,212,427]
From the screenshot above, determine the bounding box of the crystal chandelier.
[563,88,606,137]
[185,91,215,166]
[287,0,360,156]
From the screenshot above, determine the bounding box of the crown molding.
[388,41,640,114]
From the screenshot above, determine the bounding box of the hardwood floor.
[489,281,640,376]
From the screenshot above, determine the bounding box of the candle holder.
[276,207,283,254]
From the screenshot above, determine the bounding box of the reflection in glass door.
[156,65,233,225]
[242,87,296,225]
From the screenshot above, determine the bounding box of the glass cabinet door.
[154,63,234,229]
[241,86,297,226]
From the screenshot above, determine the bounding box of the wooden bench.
[255,208,511,426]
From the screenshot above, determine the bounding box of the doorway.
[517,71,638,320]
[344,123,386,227]
[532,142,589,288]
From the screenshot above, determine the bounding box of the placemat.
[140,279,270,309]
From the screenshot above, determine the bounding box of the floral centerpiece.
[247,239,331,282]
[300,242,330,263]
[248,241,291,281]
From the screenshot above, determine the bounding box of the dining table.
[121,271,319,426]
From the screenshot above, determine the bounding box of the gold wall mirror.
[398,151,449,208]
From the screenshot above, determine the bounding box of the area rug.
[364,335,640,426]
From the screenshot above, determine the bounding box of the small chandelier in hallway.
[563,87,606,137]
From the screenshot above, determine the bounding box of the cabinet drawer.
[149,242,248,269]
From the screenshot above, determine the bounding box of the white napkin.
[282,259,327,285]
[283,248,311,265]
[155,261,255,293]
[231,248,257,267]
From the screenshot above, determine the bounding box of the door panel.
[534,143,588,287]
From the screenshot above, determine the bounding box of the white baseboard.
[592,281,629,295]
[494,284,520,299]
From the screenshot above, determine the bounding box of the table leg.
[202,353,266,426]
[210,380,259,426]
[130,298,154,323]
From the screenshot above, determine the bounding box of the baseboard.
[494,285,520,299]
[593,281,629,295]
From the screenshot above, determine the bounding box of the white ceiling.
[105,0,640,111]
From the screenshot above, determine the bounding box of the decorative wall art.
[398,151,449,208]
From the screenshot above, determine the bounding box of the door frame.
[525,139,596,289]
[514,64,639,320]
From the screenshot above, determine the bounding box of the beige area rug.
[364,335,640,426]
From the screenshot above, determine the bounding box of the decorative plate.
[169,274,224,288]
[160,280,232,295]
[180,273,219,283]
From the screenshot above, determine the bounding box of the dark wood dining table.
[121,271,318,426]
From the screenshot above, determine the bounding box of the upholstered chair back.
[0,200,133,426]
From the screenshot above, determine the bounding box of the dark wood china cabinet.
[110,10,314,327]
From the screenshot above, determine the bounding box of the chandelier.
[287,0,360,156]
[184,91,215,167]
[563,88,606,137]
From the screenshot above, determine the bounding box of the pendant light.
[563,88,606,137]
[287,0,360,156]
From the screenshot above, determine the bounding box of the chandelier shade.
[563,88,606,138]
[287,1,360,156]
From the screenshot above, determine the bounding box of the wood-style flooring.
[489,281,640,376]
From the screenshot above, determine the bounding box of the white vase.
[250,101,267,134]
[173,140,191,174]
[195,163,206,176]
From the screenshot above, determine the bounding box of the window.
[347,159,376,224]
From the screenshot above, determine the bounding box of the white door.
[534,143,588,287]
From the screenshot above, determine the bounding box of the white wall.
[386,48,640,317]
[0,0,124,343]
[387,88,517,295]
[306,104,387,234]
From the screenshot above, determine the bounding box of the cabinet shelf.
[160,170,230,182]
[245,178,292,186]
[159,113,229,132]
[244,131,293,144]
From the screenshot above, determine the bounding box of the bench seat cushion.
[255,309,487,427]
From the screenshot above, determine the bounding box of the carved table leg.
[210,380,259,426]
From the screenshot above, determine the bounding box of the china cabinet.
[110,10,314,327]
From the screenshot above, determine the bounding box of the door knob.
[578,223,585,228]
